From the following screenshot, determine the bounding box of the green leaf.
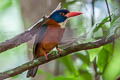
[59,55,79,76]
[52,75,86,80]
[0,0,12,11]
[75,52,90,65]
[53,76,76,80]
[110,14,120,26]
[62,1,77,8]
[93,16,109,33]
[79,70,93,80]
[107,16,120,39]
[37,69,44,75]
[88,47,103,62]
[103,38,120,80]
[97,44,113,73]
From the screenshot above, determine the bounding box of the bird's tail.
[27,66,38,77]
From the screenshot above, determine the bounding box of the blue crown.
[49,9,69,23]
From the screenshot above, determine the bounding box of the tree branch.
[0,16,48,53]
[0,34,119,80]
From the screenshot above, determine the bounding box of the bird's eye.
[59,12,65,16]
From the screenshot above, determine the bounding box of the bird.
[27,9,82,77]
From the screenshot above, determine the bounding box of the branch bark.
[0,16,48,53]
[0,34,119,80]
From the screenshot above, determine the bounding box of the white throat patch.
[59,19,69,28]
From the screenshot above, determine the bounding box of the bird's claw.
[43,51,48,60]
[56,48,61,54]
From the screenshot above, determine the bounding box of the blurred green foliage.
[0,0,12,11]
[59,55,79,76]
[103,39,120,80]
[0,0,29,80]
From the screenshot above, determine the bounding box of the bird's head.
[49,9,82,23]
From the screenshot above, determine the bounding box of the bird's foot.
[56,48,61,54]
[43,51,48,60]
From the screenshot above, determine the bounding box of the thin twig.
[91,0,95,26]
[93,58,100,80]
[105,0,112,22]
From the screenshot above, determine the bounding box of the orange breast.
[36,19,65,57]
[41,25,64,52]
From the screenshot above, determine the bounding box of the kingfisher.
[27,9,82,77]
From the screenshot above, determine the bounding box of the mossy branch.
[0,34,119,80]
